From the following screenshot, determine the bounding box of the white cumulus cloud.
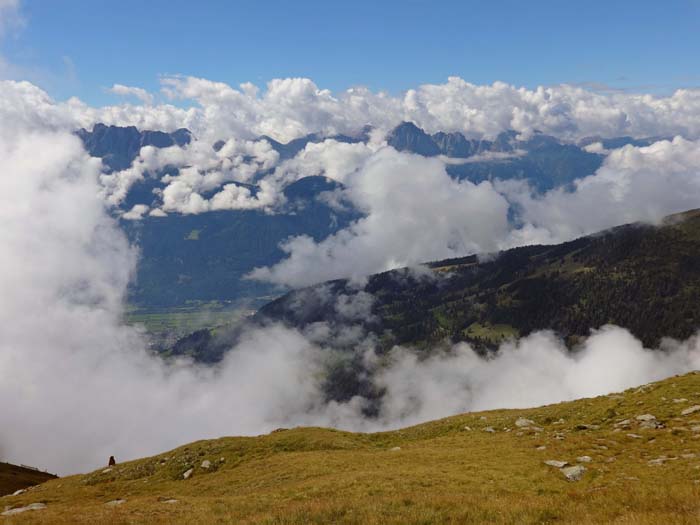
[108,83,154,105]
[250,148,511,286]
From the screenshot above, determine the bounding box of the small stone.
[682,405,700,416]
[102,468,112,473]
[105,499,126,507]
[219,457,226,462]
[201,460,211,469]
[484,427,495,433]
[627,433,643,439]
[639,420,664,430]
[577,455,592,463]
[11,489,26,496]
[183,468,194,479]
[463,426,472,431]
[479,416,487,421]
[1,503,47,516]
[691,426,700,432]
[636,414,656,422]
[615,419,632,427]
[673,398,688,403]
[544,460,569,468]
[561,465,586,481]
[648,458,667,466]
[390,446,401,451]
[536,446,547,451]
[576,424,600,430]
[515,417,535,428]
[681,453,697,459]
[163,499,178,504]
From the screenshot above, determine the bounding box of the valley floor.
[3,373,700,524]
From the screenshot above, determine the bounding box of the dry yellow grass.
[3,372,700,524]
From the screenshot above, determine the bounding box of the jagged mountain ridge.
[388,122,604,190]
[76,123,192,172]
[77,122,664,312]
[79,120,646,213]
[387,121,659,159]
[77,124,360,310]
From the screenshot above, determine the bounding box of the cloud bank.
[250,148,511,286]
[107,84,154,106]
[252,135,700,287]
[503,137,700,243]
[5,74,700,144]
[3,77,700,289]
[154,76,700,144]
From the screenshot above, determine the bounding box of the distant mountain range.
[77,123,192,172]
[257,126,372,161]
[78,122,664,315]
[387,122,661,191]
[77,124,361,311]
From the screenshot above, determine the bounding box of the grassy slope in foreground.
[4,373,700,524]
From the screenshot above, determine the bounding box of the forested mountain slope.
[259,209,700,351]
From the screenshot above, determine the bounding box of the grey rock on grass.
[2,503,47,516]
[561,465,586,481]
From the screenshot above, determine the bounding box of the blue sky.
[3,0,700,104]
